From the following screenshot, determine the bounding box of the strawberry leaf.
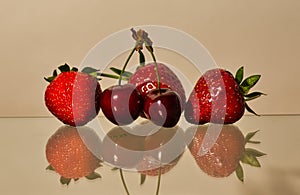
[111,167,119,171]
[71,67,78,72]
[74,178,79,181]
[53,70,58,77]
[245,130,260,143]
[81,67,103,80]
[58,63,71,73]
[240,75,261,94]
[82,67,99,74]
[235,163,244,182]
[245,148,266,157]
[109,67,132,78]
[46,164,55,171]
[245,103,260,116]
[100,73,121,80]
[245,92,266,101]
[44,70,58,83]
[60,176,71,185]
[235,66,244,85]
[241,152,261,167]
[85,172,102,180]
[44,76,54,83]
[140,174,146,185]
[247,140,261,144]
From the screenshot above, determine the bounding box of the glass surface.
[1,115,300,195]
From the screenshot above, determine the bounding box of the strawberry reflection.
[45,125,102,185]
[186,124,266,182]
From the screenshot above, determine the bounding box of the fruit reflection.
[101,126,146,169]
[136,125,185,176]
[45,125,102,185]
[186,124,266,182]
[101,122,186,175]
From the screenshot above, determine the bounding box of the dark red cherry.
[100,84,143,125]
[143,88,182,127]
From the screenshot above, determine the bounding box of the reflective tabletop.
[1,115,299,195]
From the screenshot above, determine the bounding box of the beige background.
[0,0,299,117]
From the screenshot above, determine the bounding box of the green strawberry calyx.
[234,66,266,116]
[235,130,266,182]
[44,63,102,83]
[46,164,102,185]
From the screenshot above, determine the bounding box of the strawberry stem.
[119,47,136,85]
[119,169,130,195]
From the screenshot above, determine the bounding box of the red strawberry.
[46,125,102,185]
[186,124,266,181]
[185,67,265,124]
[44,64,102,126]
[128,62,186,111]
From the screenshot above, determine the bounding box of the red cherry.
[100,84,143,125]
[143,88,182,127]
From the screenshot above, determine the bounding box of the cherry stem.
[148,48,161,93]
[119,169,130,195]
[155,166,162,195]
[118,47,136,85]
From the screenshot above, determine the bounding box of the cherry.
[100,84,143,125]
[143,88,182,127]
[136,81,170,119]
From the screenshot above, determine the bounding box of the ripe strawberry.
[128,62,186,111]
[46,125,102,185]
[184,67,265,124]
[44,64,102,126]
[186,124,266,181]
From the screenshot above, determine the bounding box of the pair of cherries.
[99,83,182,127]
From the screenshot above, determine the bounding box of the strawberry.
[184,67,265,124]
[186,124,266,181]
[44,64,102,126]
[45,125,102,185]
[128,62,186,111]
